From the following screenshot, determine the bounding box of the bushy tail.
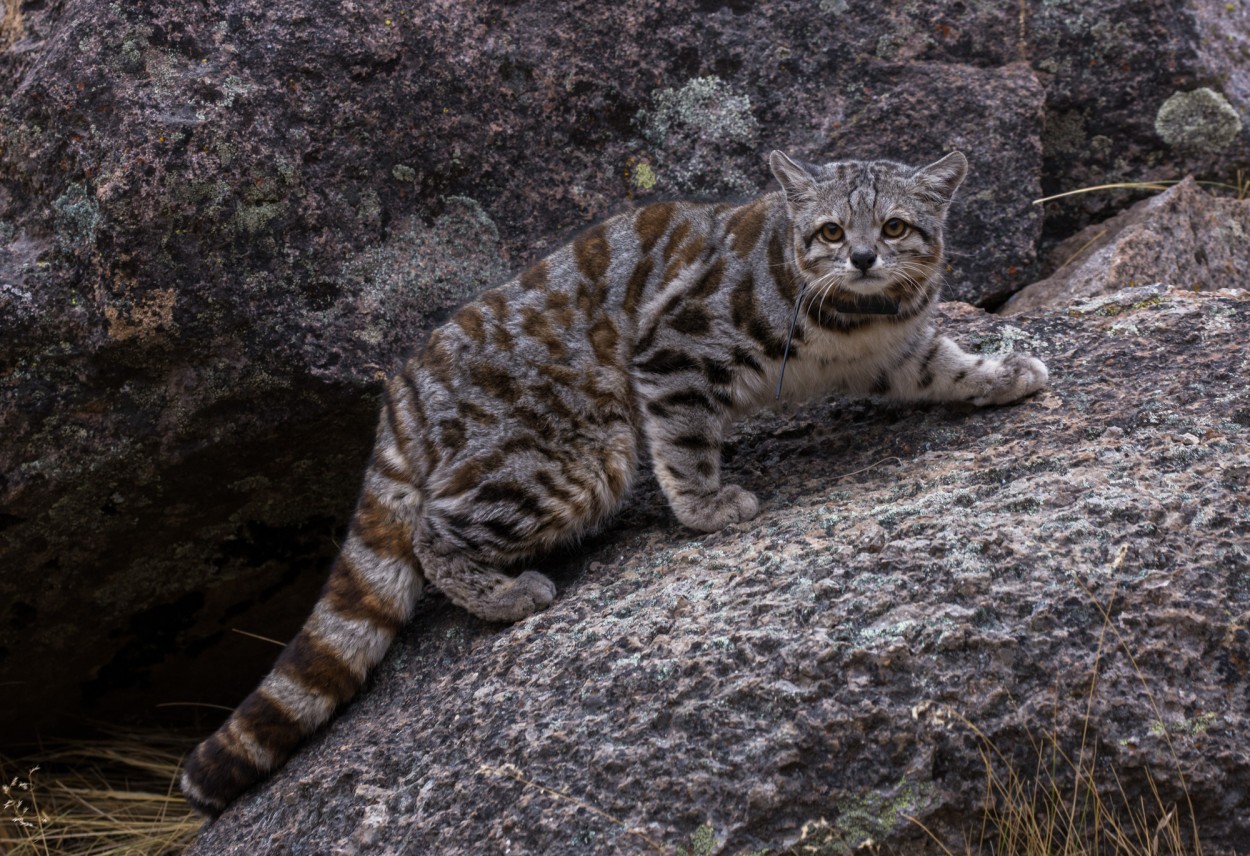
[181,475,423,816]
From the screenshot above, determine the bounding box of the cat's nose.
[850,249,877,272]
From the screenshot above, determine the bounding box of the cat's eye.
[882,218,908,239]
[819,223,844,243]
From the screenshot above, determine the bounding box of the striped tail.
[181,480,423,816]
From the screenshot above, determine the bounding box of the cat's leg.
[417,419,637,621]
[642,396,758,533]
[879,324,1048,405]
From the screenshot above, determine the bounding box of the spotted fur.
[181,150,1048,816]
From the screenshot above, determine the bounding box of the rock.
[188,292,1250,854]
[1002,178,1250,315]
[1031,0,1249,248]
[0,0,1246,745]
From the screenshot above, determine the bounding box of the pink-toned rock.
[1004,178,1250,314]
[187,291,1250,854]
[0,0,1246,755]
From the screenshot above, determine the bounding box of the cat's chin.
[814,283,900,317]
[833,275,890,296]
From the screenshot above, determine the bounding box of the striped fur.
[181,151,1048,815]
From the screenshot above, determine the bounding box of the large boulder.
[188,291,1250,854]
[1030,0,1248,249]
[1003,177,1250,315]
[1,0,1245,744]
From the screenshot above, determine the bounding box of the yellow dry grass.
[1,0,22,48]
[0,733,202,856]
[909,547,1204,855]
[1033,170,1250,205]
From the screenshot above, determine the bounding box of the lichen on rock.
[638,76,759,148]
[1154,87,1243,153]
[634,76,760,195]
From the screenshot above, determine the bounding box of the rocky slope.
[188,290,1250,854]
[1,0,1246,783]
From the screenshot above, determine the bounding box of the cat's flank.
[181,150,1047,815]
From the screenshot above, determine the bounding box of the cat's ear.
[914,151,968,203]
[769,151,818,204]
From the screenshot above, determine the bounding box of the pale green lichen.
[234,200,286,234]
[633,76,759,195]
[334,195,508,344]
[784,780,935,854]
[853,619,920,648]
[277,158,299,186]
[1043,110,1087,156]
[630,161,657,191]
[219,75,253,109]
[968,324,1038,355]
[1149,711,1218,738]
[52,183,101,251]
[1154,88,1243,153]
[876,33,904,60]
[637,76,758,146]
[677,823,753,856]
[357,188,382,225]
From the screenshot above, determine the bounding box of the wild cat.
[181,150,1048,815]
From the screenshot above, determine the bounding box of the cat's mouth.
[823,281,902,315]
[835,271,889,293]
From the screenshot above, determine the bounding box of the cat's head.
[769,151,966,304]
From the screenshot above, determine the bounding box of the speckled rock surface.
[1003,178,1250,315]
[188,292,1250,855]
[1,0,1246,744]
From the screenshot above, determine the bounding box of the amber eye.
[819,223,844,243]
[882,218,908,239]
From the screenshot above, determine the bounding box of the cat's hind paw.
[480,570,556,623]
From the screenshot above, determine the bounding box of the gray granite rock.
[188,292,1250,855]
[0,0,1246,747]
[1003,178,1250,315]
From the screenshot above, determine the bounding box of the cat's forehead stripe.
[841,162,881,215]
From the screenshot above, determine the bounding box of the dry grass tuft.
[1,0,22,48]
[1034,171,1250,205]
[0,733,202,856]
[909,710,1201,856]
[910,547,1204,856]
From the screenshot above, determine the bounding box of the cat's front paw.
[480,570,557,623]
[674,484,760,533]
[973,354,1049,406]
